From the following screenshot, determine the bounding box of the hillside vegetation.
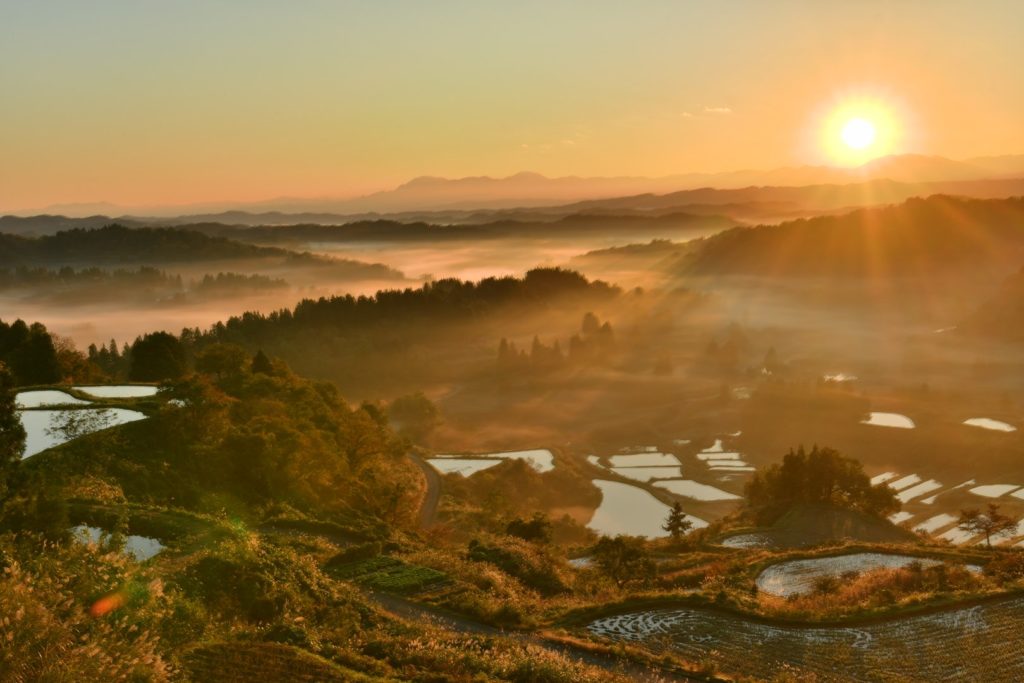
[686,195,1024,277]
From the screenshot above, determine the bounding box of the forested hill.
[180,268,620,392]
[191,211,736,244]
[683,195,1024,277]
[0,225,402,279]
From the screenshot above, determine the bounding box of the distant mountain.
[17,154,1024,218]
[0,225,403,280]
[685,195,1024,277]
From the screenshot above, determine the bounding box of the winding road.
[408,452,441,528]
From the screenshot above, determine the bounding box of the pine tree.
[663,501,693,542]
[251,349,274,375]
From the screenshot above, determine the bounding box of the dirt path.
[367,591,698,682]
[408,453,441,528]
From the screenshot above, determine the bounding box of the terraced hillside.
[587,596,1024,681]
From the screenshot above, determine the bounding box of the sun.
[813,92,905,166]
[841,117,876,150]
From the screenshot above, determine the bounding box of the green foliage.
[467,536,570,596]
[251,349,274,375]
[386,391,440,442]
[592,535,655,588]
[506,512,553,544]
[328,556,447,594]
[745,445,898,524]
[194,343,250,379]
[663,502,694,542]
[130,331,188,381]
[0,318,62,384]
[326,542,384,568]
[0,363,26,492]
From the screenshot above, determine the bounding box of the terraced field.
[587,597,1024,681]
[755,553,982,597]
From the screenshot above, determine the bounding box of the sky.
[1,0,1022,211]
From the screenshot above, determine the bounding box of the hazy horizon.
[3,1,1023,213]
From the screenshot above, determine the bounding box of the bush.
[467,538,569,596]
[325,542,383,568]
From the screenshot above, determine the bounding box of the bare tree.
[958,504,1017,548]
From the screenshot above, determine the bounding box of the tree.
[663,501,693,542]
[0,362,26,495]
[506,512,552,544]
[744,445,899,524]
[958,504,1016,548]
[4,321,61,385]
[251,349,274,375]
[129,331,187,381]
[195,343,249,379]
[388,392,440,443]
[592,535,655,588]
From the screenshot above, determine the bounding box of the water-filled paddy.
[74,385,160,399]
[963,418,1016,432]
[697,452,741,460]
[755,553,980,598]
[862,412,915,429]
[607,452,680,468]
[586,597,1024,681]
[870,472,897,485]
[719,533,774,548]
[896,480,942,503]
[652,479,740,501]
[914,514,957,534]
[426,458,503,476]
[15,390,91,408]
[888,474,921,490]
[610,466,683,482]
[588,480,706,538]
[72,525,165,561]
[19,408,148,457]
[969,484,1020,498]
[433,449,554,473]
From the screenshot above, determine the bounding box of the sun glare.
[841,118,876,150]
[814,91,906,166]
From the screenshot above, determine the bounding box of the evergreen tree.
[0,363,26,495]
[251,349,274,375]
[662,501,693,541]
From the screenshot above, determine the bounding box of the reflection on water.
[861,412,915,429]
[72,525,165,561]
[588,479,707,538]
[19,408,147,457]
[15,390,91,408]
[74,385,160,399]
[426,458,503,476]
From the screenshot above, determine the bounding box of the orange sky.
[1,1,1022,212]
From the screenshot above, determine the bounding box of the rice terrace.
[3,2,1024,681]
